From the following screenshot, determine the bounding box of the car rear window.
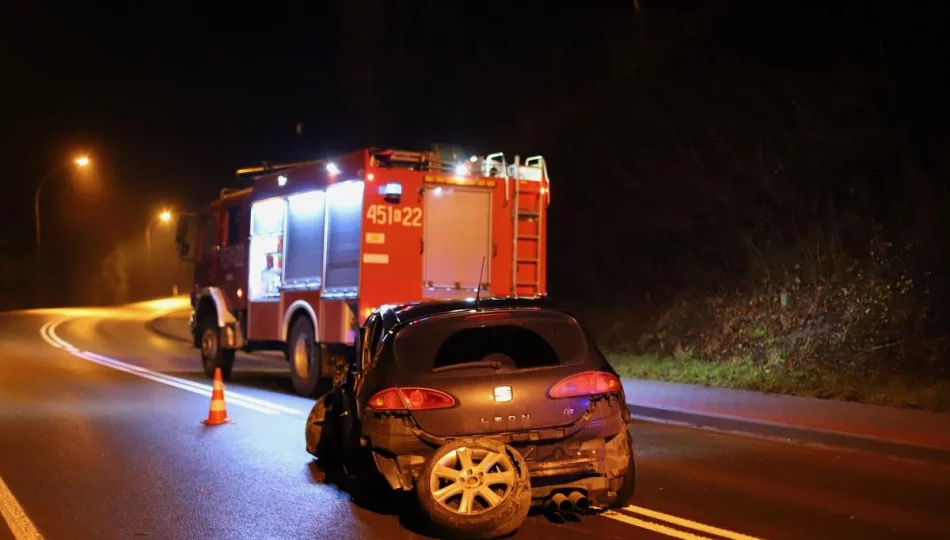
[393,310,587,374]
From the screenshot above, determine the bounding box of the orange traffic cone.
[202,368,232,426]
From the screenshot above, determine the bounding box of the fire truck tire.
[199,315,235,380]
[289,316,321,397]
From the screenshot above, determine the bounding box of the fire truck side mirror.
[175,216,196,262]
[175,217,187,244]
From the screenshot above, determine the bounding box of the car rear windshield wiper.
[432,359,503,373]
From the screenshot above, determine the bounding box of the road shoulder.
[623,378,950,465]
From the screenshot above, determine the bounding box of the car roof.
[379,296,564,326]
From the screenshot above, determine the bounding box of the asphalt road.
[1,302,949,540]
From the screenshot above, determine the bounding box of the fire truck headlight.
[326,162,340,176]
[455,164,468,176]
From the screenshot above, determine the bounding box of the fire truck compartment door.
[325,181,364,295]
[423,187,491,293]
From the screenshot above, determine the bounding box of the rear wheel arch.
[283,300,319,345]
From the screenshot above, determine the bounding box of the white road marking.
[602,511,714,540]
[621,505,764,540]
[0,474,44,540]
[602,506,765,540]
[36,318,766,540]
[39,319,305,417]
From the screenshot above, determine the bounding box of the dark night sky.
[4,1,950,307]
[4,1,620,241]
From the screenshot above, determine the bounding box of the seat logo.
[493,386,513,403]
[481,413,530,423]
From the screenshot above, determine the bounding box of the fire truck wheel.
[289,316,321,397]
[199,316,235,380]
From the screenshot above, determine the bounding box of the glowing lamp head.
[159,210,172,223]
[455,163,469,176]
[75,156,90,167]
[326,162,340,176]
[277,175,288,187]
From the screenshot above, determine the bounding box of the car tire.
[416,438,531,540]
[305,390,343,464]
[608,430,636,508]
[199,313,235,380]
[289,316,321,397]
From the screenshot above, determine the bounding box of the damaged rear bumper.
[362,395,634,507]
[523,429,634,507]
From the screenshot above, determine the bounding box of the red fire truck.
[175,146,551,396]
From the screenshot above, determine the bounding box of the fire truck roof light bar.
[235,150,547,187]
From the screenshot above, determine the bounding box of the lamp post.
[34,155,91,278]
[146,210,173,297]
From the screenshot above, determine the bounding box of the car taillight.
[548,371,622,399]
[367,387,456,411]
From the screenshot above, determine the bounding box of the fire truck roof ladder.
[371,148,458,174]
[511,155,548,298]
[235,159,325,177]
[220,187,252,199]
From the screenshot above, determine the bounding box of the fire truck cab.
[175,146,550,396]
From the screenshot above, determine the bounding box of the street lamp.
[34,155,91,274]
[146,209,173,297]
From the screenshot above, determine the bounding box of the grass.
[606,352,950,412]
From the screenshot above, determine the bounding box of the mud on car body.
[306,297,636,538]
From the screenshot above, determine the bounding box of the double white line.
[603,504,763,540]
[39,319,305,417]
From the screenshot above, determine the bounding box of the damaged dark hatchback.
[306,297,636,539]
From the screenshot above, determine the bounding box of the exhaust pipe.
[568,491,590,513]
[546,493,574,514]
